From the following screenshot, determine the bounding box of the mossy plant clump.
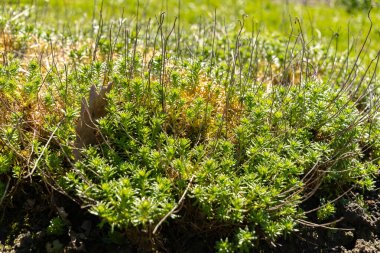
[62,59,379,251]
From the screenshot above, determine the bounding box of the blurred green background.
[2,0,380,53]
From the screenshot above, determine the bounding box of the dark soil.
[273,189,380,253]
[1,182,380,253]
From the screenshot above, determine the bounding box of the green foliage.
[47,217,66,236]
[0,154,11,174]
[317,201,336,221]
[63,69,378,251]
[340,0,373,12]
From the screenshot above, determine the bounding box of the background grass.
[4,0,380,46]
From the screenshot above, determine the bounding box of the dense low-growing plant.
[1,3,380,252]
[61,58,379,251]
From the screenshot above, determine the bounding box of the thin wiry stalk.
[92,0,104,63]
